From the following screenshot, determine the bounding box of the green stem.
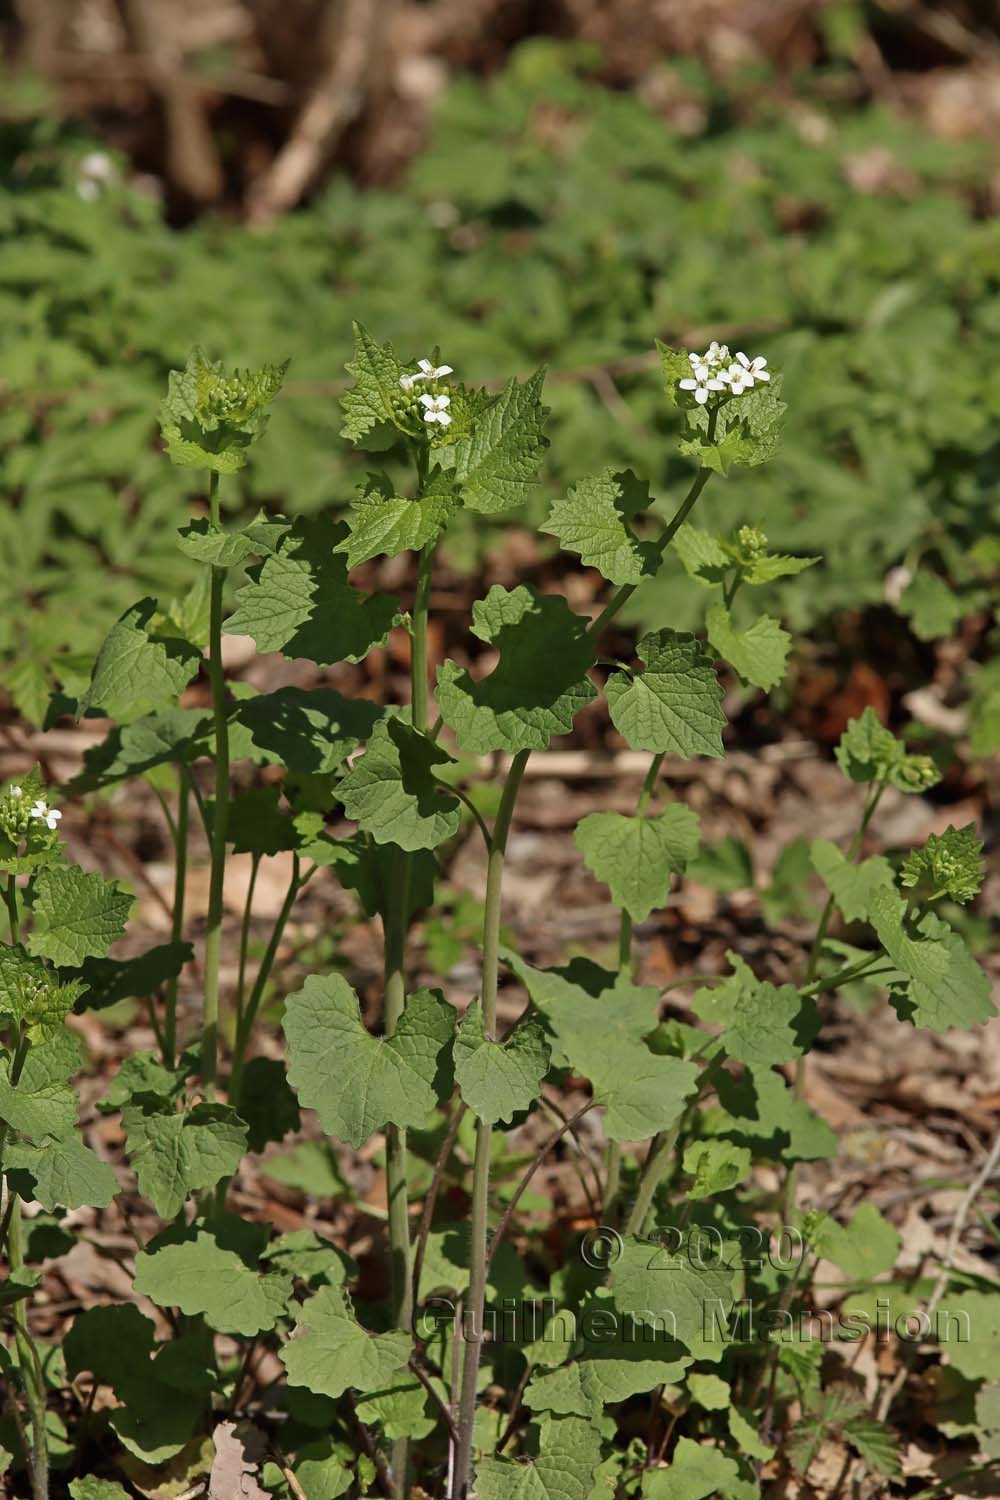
[452,749,529,1498]
[3,883,47,1499]
[452,460,716,1498]
[625,1125,679,1238]
[786,776,888,1214]
[228,857,301,1113]
[202,470,229,1097]
[236,854,261,1037]
[606,751,665,1223]
[163,766,189,1069]
[384,525,436,1492]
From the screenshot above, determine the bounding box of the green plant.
[1,325,997,1499]
[2,42,1000,736]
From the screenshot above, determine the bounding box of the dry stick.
[409,1355,459,1444]
[450,448,718,1499]
[495,1359,534,1455]
[538,1095,603,1221]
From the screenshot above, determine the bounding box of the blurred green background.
[1,1,998,748]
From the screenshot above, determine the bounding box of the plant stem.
[785,776,888,1216]
[452,749,528,1498]
[163,765,189,1069]
[625,1126,679,1238]
[236,853,261,1036]
[202,469,229,1097]
[452,461,716,1496]
[228,857,301,1113]
[3,882,47,1500]
[606,751,665,1223]
[383,527,437,1491]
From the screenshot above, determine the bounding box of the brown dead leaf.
[210,1420,269,1500]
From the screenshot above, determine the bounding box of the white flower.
[10,786,21,798]
[732,351,770,389]
[400,356,454,391]
[678,374,725,406]
[704,341,731,368]
[420,393,452,426]
[29,799,62,831]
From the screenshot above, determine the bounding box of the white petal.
[436,411,452,426]
[435,364,454,377]
[678,379,698,391]
[436,394,451,408]
[399,375,414,390]
[419,393,435,407]
[756,369,771,381]
[707,378,725,391]
[417,359,434,374]
[11,786,20,797]
[694,387,709,404]
[736,351,751,369]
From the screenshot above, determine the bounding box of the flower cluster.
[679,343,770,406]
[0,782,62,848]
[400,357,454,427]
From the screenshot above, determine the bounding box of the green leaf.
[356,1376,442,1441]
[133,1217,293,1336]
[338,470,459,568]
[283,974,454,1148]
[454,1002,550,1125]
[575,806,700,921]
[122,1098,248,1218]
[835,708,940,792]
[98,1050,181,1112]
[72,707,210,792]
[474,1414,602,1500]
[338,717,461,851]
[870,886,995,1031]
[236,687,382,776]
[78,598,202,721]
[899,824,984,905]
[687,1373,730,1410]
[934,1290,1000,1382]
[339,323,408,444]
[262,1230,356,1289]
[6,1134,118,1210]
[707,1064,837,1164]
[605,631,725,757]
[0,1051,77,1140]
[813,1203,901,1280]
[237,1057,301,1154]
[225,516,399,666]
[176,512,286,568]
[609,1238,738,1363]
[900,570,967,641]
[260,1141,346,1198]
[160,346,287,472]
[27,866,133,967]
[692,954,814,1065]
[437,584,596,753]
[442,369,548,514]
[74,942,193,1013]
[0,1266,41,1307]
[671,526,731,589]
[810,840,894,923]
[641,1434,743,1494]
[706,603,790,692]
[281,1283,410,1398]
[844,1414,901,1478]
[677,374,786,475]
[729,1406,774,1462]
[525,1303,690,1416]
[64,1304,211,1464]
[0,944,85,1041]
[69,1480,131,1500]
[505,955,698,1140]
[682,1140,752,1200]
[543,468,658,585]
